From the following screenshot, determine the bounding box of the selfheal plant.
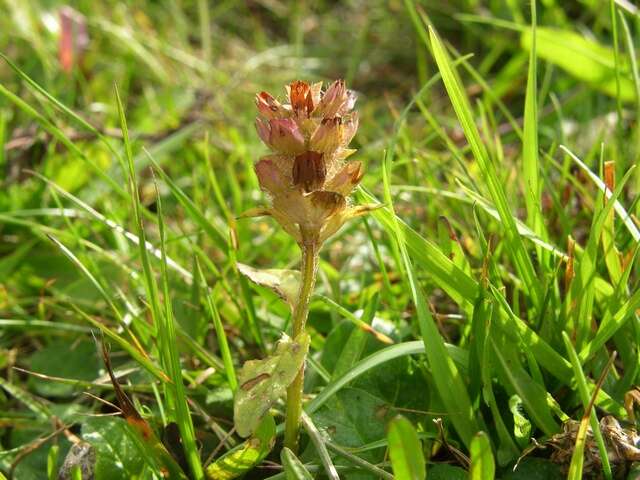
[235,80,373,453]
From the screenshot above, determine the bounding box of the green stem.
[284,239,319,453]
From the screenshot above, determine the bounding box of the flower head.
[253,80,367,245]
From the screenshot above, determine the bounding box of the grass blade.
[490,339,558,436]
[381,152,479,448]
[469,431,495,480]
[387,415,425,480]
[281,448,313,480]
[116,85,203,478]
[149,153,228,252]
[562,332,612,480]
[300,413,339,480]
[429,25,542,309]
[307,341,429,413]
[199,261,238,392]
[560,145,640,242]
[522,0,549,267]
[566,352,617,480]
[566,415,589,480]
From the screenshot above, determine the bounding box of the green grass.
[2,1,640,479]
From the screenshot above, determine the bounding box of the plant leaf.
[429,25,542,309]
[81,419,140,480]
[100,342,188,478]
[234,332,310,437]
[469,431,495,480]
[206,414,276,480]
[237,262,301,310]
[509,395,532,449]
[521,27,636,102]
[387,415,425,480]
[281,447,313,480]
[566,415,590,480]
[491,339,558,436]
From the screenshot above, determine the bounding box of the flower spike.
[253,79,364,245]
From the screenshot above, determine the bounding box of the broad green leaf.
[351,351,429,420]
[234,332,310,437]
[308,341,466,415]
[206,414,276,480]
[320,320,362,375]
[311,387,390,463]
[0,376,52,421]
[27,340,100,397]
[469,432,495,480]
[237,262,301,310]
[281,448,313,480]
[521,27,635,102]
[301,413,339,480]
[387,416,425,480]
[2,427,62,480]
[82,417,145,480]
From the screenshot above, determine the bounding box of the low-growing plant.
[236,79,375,452]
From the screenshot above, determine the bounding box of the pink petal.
[316,80,346,118]
[255,119,271,145]
[255,158,286,195]
[269,118,305,154]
